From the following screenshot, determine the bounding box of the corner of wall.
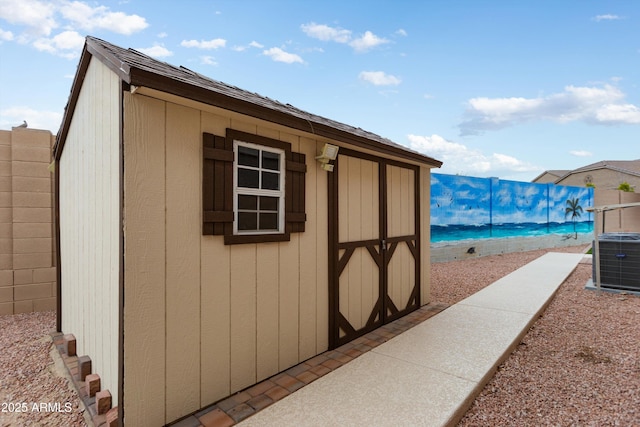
[0,127,57,315]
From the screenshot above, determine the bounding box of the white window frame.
[233,140,286,235]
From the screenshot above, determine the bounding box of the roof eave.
[127,67,441,167]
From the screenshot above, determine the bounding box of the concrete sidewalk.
[239,252,585,427]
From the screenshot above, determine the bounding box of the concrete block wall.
[0,127,56,315]
[593,188,640,233]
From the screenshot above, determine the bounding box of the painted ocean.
[431,221,594,243]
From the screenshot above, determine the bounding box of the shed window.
[234,141,285,234]
[202,129,307,244]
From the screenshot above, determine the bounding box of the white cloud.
[0,105,62,132]
[0,0,147,56]
[32,30,84,58]
[58,0,148,35]
[349,31,389,52]
[0,27,13,40]
[300,22,351,43]
[263,47,304,64]
[359,71,401,86]
[0,0,57,36]
[137,43,173,58]
[595,103,640,124]
[396,29,407,37]
[407,134,539,177]
[570,150,593,157]
[301,22,389,52]
[460,84,640,135]
[181,38,226,49]
[200,55,217,66]
[593,14,621,22]
[232,40,263,51]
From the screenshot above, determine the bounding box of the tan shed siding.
[165,102,202,421]
[387,165,416,311]
[59,57,120,403]
[420,166,431,306]
[123,94,331,424]
[122,92,167,427]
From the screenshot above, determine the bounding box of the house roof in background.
[569,159,640,176]
[55,36,442,167]
[533,160,640,184]
[531,169,570,182]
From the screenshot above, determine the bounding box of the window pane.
[260,196,279,211]
[262,171,280,190]
[238,212,258,231]
[259,213,279,230]
[262,151,280,171]
[238,168,259,188]
[238,195,257,210]
[238,146,259,167]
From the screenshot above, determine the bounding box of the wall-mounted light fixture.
[316,143,339,172]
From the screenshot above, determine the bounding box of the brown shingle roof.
[56,36,442,167]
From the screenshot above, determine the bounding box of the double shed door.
[329,149,420,348]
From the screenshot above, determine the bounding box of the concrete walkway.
[239,252,585,427]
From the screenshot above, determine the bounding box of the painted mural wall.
[431,173,594,243]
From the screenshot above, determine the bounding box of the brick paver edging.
[173,302,449,427]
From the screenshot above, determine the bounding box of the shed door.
[329,149,420,348]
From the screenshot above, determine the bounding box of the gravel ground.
[2,244,638,426]
[0,311,87,427]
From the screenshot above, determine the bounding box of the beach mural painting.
[431,173,594,243]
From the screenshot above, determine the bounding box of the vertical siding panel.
[279,239,299,369]
[388,166,401,306]
[230,245,257,391]
[256,243,279,380]
[200,112,232,406]
[87,72,97,372]
[278,132,300,370]
[109,67,120,394]
[122,93,166,426]
[200,236,231,404]
[165,103,201,421]
[347,157,362,330]
[360,160,374,326]
[298,137,318,360]
[400,168,410,306]
[94,63,105,383]
[314,140,329,352]
[337,155,348,243]
[420,167,431,305]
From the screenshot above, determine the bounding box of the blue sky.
[0,0,638,181]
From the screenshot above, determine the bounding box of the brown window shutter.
[203,132,233,235]
[286,151,307,233]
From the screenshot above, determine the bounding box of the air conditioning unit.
[593,233,640,292]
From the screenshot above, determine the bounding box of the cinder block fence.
[0,127,56,315]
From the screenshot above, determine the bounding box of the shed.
[54,36,442,426]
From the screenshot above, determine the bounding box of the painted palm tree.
[565,197,583,239]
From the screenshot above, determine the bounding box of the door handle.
[381,239,386,251]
